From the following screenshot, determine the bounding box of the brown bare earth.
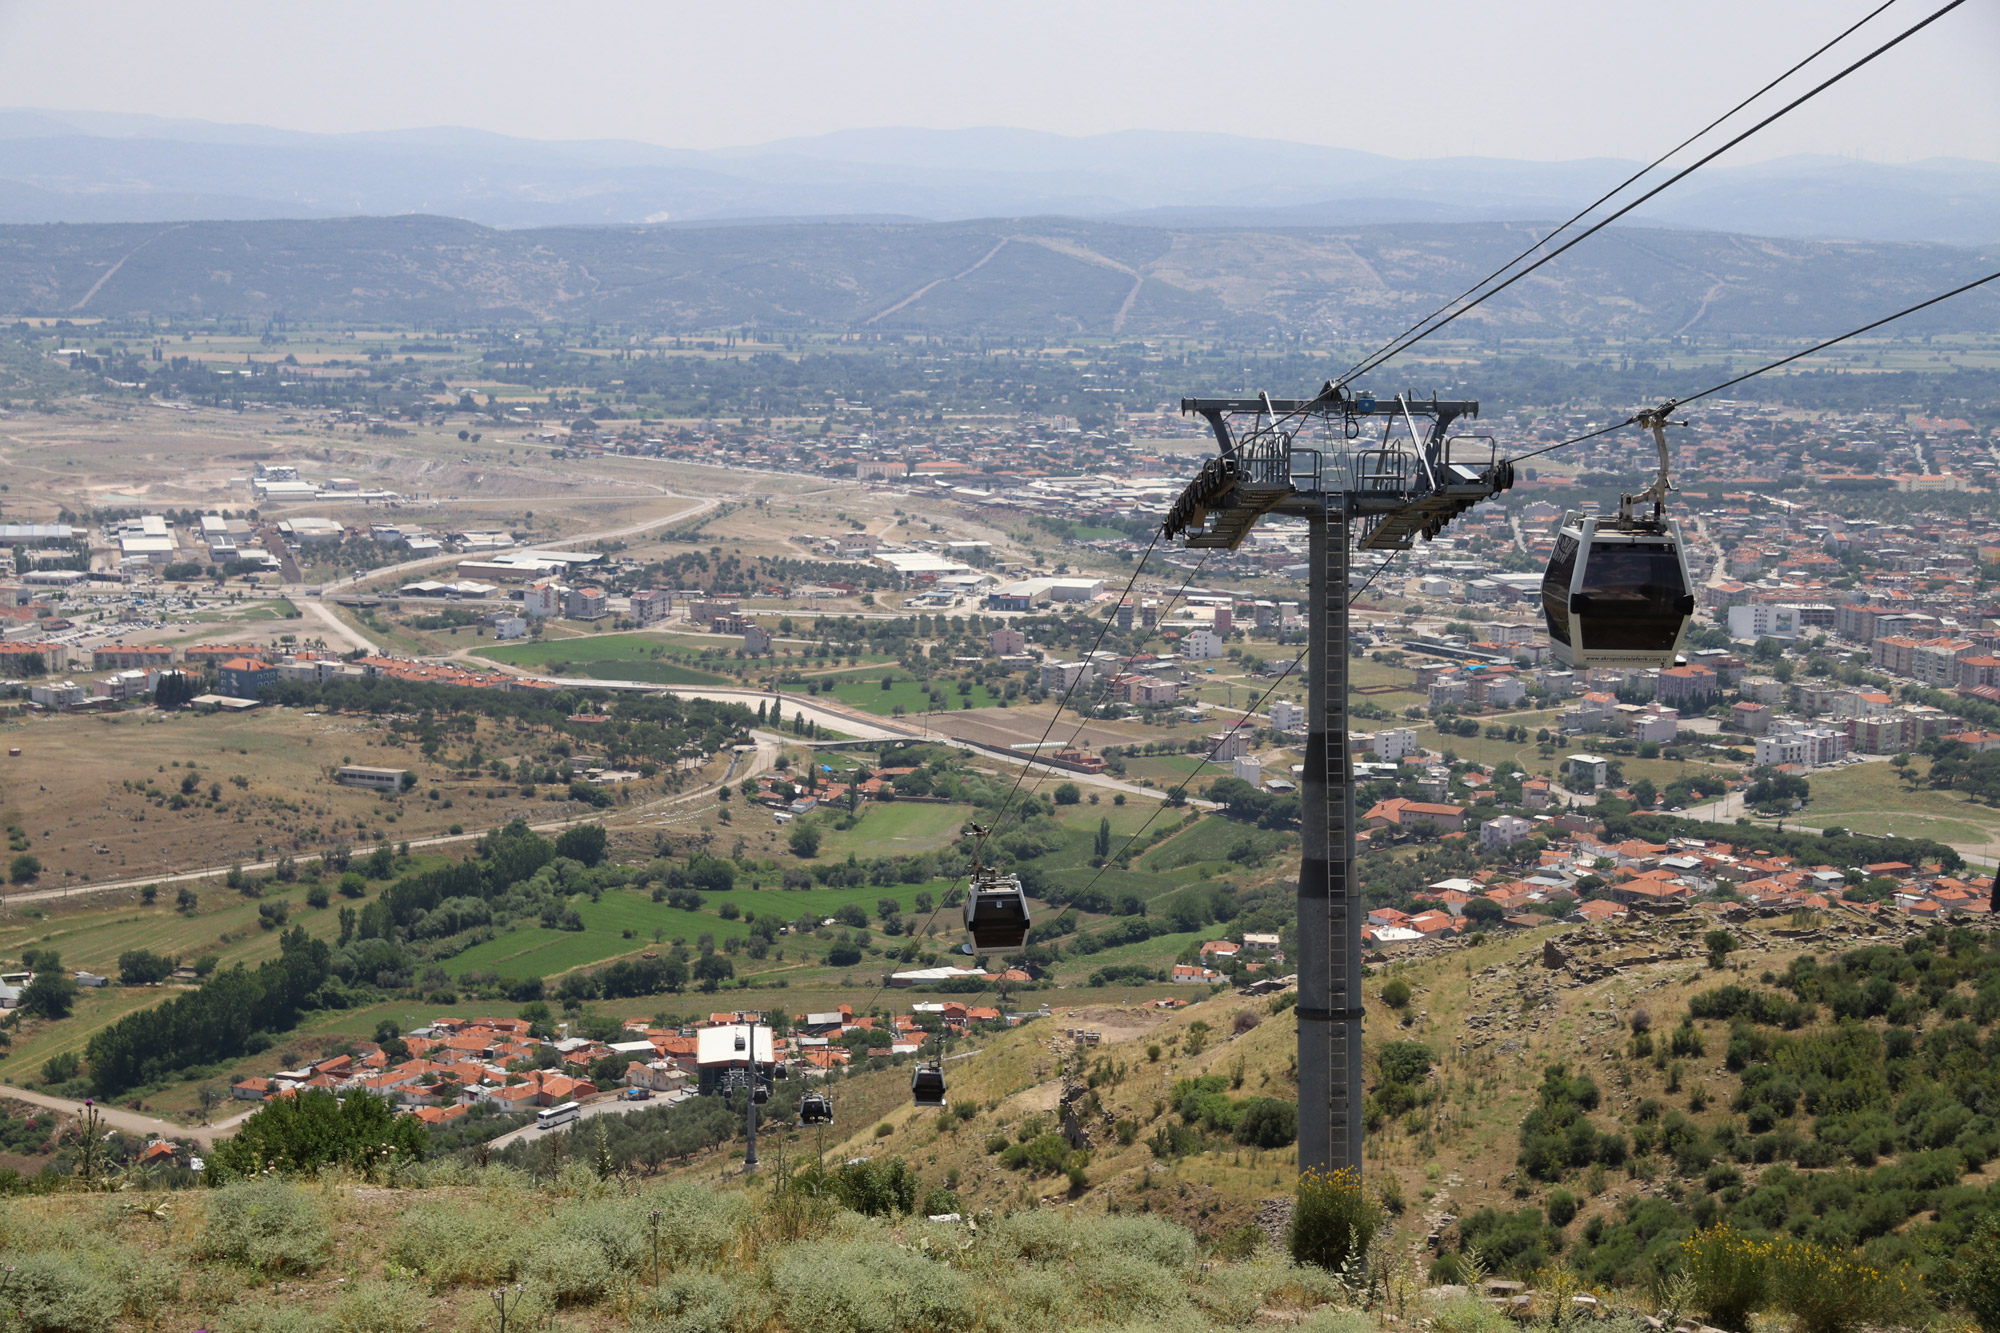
[0,706,637,888]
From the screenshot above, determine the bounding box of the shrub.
[1381,978,1412,1009]
[387,1201,518,1288]
[1546,1189,1578,1227]
[1767,1236,1926,1333]
[328,1281,430,1333]
[1291,1166,1383,1273]
[646,1182,747,1267]
[772,1239,980,1333]
[1234,1097,1299,1148]
[1952,1208,2000,1332]
[202,1178,334,1274]
[1678,1224,1768,1332]
[1425,1293,1513,1333]
[9,1252,123,1333]
[521,1200,645,1306]
[641,1271,742,1333]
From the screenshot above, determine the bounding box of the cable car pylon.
[1162,383,1512,1184]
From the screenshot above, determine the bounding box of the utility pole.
[1165,387,1508,1182]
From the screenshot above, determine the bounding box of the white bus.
[535,1101,581,1131]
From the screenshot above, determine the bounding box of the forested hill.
[2,214,1996,340]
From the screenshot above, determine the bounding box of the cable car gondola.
[799,1092,834,1126]
[911,1063,948,1108]
[963,868,1031,950]
[960,824,1031,951]
[1540,411,1696,669]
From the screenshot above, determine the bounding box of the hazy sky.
[1,0,1995,162]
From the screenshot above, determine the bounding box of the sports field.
[475,634,736,684]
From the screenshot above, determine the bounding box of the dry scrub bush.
[634,1270,749,1333]
[1290,1167,1384,1275]
[200,1179,333,1275]
[1765,1236,1926,1333]
[648,1180,750,1269]
[387,1199,520,1289]
[770,1238,983,1333]
[1425,1293,1514,1333]
[1678,1224,1768,1332]
[522,1198,647,1306]
[8,1252,125,1333]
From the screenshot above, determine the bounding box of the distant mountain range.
[0,111,1995,246]
[5,214,1996,341]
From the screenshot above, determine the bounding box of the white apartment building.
[1181,629,1224,660]
[1039,660,1093,693]
[1480,815,1534,849]
[1371,727,1420,760]
[1269,699,1306,732]
[629,590,673,625]
[1727,603,1806,640]
[520,582,562,619]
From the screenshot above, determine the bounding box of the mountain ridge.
[0,110,1995,244]
[3,214,1996,339]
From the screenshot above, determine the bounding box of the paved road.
[304,598,376,654]
[313,495,719,596]
[0,1084,256,1145]
[484,1089,697,1150]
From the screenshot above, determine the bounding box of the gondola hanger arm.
[1622,401,1687,522]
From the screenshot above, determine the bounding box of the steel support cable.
[986,526,1163,830]
[1028,550,1212,805]
[1335,0,1966,389]
[1505,266,2000,466]
[1331,0,1903,390]
[1058,635,1312,929]
[1058,548,1396,931]
[849,526,1164,1022]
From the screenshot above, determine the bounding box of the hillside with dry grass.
[6,908,2000,1333]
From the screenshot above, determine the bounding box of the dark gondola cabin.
[799,1092,834,1126]
[911,1064,948,1108]
[1541,513,1695,668]
[962,870,1031,951]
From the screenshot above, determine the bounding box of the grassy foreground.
[0,1167,1382,1333]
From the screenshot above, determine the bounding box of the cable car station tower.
[1163,384,1515,1180]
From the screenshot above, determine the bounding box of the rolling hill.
[3,213,1997,340]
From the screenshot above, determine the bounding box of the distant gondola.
[911,1063,948,1108]
[799,1092,834,1126]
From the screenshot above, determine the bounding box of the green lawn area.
[1052,800,1158,837]
[812,802,972,860]
[445,878,968,981]
[242,597,299,621]
[1055,927,1209,983]
[474,634,735,684]
[1141,814,1290,873]
[794,675,961,717]
[1799,760,2000,847]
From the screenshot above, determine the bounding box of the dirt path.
[0,1084,256,1145]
